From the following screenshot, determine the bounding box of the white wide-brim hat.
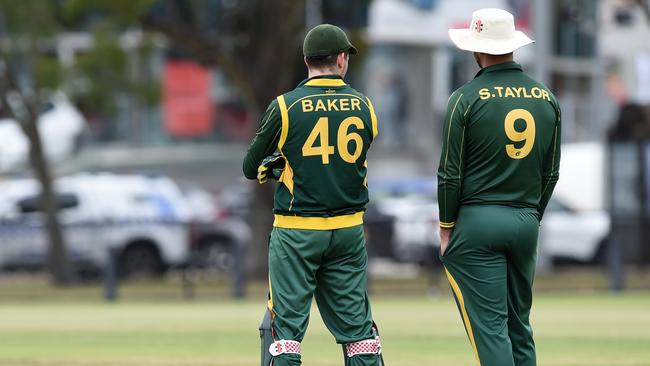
[448,8,534,55]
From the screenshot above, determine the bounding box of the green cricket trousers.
[441,204,540,366]
[267,224,380,366]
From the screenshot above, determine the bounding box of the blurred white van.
[0,174,194,277]
[540,142,611,264]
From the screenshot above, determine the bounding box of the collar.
[475,61,523,78]
[299,74,347,87]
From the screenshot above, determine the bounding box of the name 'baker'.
[301,97,363,112]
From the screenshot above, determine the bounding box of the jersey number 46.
[302,117,364,164]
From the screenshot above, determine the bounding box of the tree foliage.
[0,0,161,284]
[138,0,307,278]
[140,0,306,114]
[1,0,313,279]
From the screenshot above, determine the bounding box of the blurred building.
[600,0,650,106]
[2,0,646,191]
[363,0,517,177]
[361,0,618,179]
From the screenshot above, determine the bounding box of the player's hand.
[439,227,454,256]
[257,152,285,184]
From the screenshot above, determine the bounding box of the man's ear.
[337,52,347,68]
[304,56,309,67]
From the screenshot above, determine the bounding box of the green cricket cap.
[303,24,358,57]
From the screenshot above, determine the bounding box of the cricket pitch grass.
[0,288,649,366]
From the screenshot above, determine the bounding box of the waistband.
[273,211,364,230]
[462,203,538,212]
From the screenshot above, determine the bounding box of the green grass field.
[0,288,649,365]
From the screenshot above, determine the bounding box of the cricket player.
[243,24,384,366]
[438,8,561,366]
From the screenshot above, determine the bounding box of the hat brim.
[347,45,358,55]
[448,28,534,55]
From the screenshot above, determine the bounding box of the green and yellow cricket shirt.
[437,62,561,229]
[243,75,378,230]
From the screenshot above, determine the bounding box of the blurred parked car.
[0,173,248,278]
[540,142,610,264]
[368,175,611,266]
[541,197,611,264]
[217,177,399,261]
[181,182,251,274]
[369,177,440,266]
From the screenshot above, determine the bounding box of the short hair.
[305,52,347,69]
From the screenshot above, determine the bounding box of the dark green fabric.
[303,24,357,57]
[442,205,539,366]
[437,61,561,225]
[243,99,281,180]
[253,74,375,217]
[268,225,379,366]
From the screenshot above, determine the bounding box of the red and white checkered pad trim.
[269,340,301,357]
[345,337,382,357]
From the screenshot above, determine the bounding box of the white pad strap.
[269,339,301,357]
[345,336,382,357]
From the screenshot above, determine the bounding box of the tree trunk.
[246,182,275,279]
[21,110,74,285]
[0,53,75,285]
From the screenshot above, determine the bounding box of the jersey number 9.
[302,117,364,164]
[504,109,536,159]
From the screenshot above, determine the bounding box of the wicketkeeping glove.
[257,152,285,184]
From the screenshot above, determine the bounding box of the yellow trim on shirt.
[439,221,456,229]
[304,78,346,87]
[273,212,364,230]
[363,160,368,188]
[276,95,289,150]
[367,97,379,138]
[445,267,481,366]
[275,95,295,209]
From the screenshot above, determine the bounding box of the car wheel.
[120,244,164,279]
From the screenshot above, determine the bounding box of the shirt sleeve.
[538,105,561,219]
[437,91,467,229]
[242,99,282,179]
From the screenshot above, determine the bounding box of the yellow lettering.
[340,98,350,111]
[494,86,504,97]
[531,87,543,99]
[315,99,327,111]
[521,87,532,98]
[504,109,536,159]
[513,87,523,98]
[505,87,516,98]
[327,99,339,111]
[541,89,550,101]
[351,98,361,111]
[302,99,313,112]
[479,88,491,100]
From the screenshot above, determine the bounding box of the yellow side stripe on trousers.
[445,267,481,366]
[267,276,275,320]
